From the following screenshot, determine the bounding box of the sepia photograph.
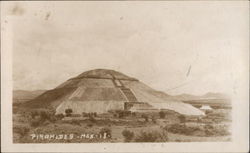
[1,1,249,152]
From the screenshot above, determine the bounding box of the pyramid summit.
[72,69,138,81]
[24,69,205,116]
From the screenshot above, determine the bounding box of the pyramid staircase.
[120,87,138,102]
[109,73,138,102]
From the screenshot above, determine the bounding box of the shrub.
[216,128,230,136]
[65,108,73,117]
[13,106,19,114]
[118,111,124,118]
[178,115,186,123]
[55,113,64,120]
[30,118,42,127]
[141,114,149,122]
[89,115,96,123]
[30,111,39,119]
[159,111,166,119]
[152,117,157,123]
[28,110,52,126]
[166,124,203,136]
[108,110,115,114]
[13,125,30,138]
[175,139,182,142]
[167,123,229,137]
[204,124,230,136]
[43,120,51,126]
[134,130,168,142]
[99,127,112,138]
[82,112,88,117]
[71,114,81,117]
[29,109,61,126]
[116,110,131,118]
[70,119,81,126]
[122,129,134,142]
[87,123,93,128]
[204,124,214,130]
[40,111,51,121]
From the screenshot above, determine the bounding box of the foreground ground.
[13,105,231,143]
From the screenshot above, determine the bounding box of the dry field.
[13,107,231,143]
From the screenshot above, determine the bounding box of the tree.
[141,114,149,122]
[55,113,64,120]
[89,115,96,123]
[40,111,50,121]
[152,117,157,123]
[82,112,88,117]
[65,108,73,117]
[99,127,112,138]
[178,115,186,125]
[30,111,39,119]
[122,129,134,142]
[159,111,166,119]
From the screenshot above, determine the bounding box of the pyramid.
[25,69,205,116]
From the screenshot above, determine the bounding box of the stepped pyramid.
[25,69,205,116]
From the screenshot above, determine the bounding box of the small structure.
[200,105,212,111]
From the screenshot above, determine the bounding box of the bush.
[122,129,134,142]
[134,130,168,142]
[166,124,202,136]
[82,112,88,117]
[89,115,96,123]
[40,111,51,121]
[65,108,73,117]
[115,110,131,118]
[99,127,112,138]
[166,123,230,137]
[28,110,61,126]
[113,114,118,118]
[118,111,124,118]
[30,118,42,127]
[13,125,30,138]
[152,117,157,123]
[43,120,51,126]
[178,115,186,123]
[70,119,81,126]
[87,123,93,127]
[159,111,166,119]
[215,128,230,136]
[204,124,214,129]
[71,114,81,117]
[55,113,64,120]
[30,111,39,119]
[204,124,230,136]
[28,110,50,127]
[141,114,149,122]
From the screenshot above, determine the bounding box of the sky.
[2,1,249,96]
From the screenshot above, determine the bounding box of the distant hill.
[172,92,231,109]
[201,92,230,99]
[13,90,47,103]
[173,92,230,101]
